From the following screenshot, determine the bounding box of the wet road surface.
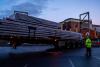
[0,47,100,67]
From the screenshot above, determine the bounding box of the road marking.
[69,58,75,67]
[94,56,100,60]
[24,64,28,67]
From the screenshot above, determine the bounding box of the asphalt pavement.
[0,47,100,67]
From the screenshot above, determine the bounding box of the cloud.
[0,0,48,18]
[0,10,13,18]
[12,2,43,15]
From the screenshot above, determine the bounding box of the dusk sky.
[0,0,100,25]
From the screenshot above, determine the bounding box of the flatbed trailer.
[0,12,83,48]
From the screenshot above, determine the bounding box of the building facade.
[93,25,100,38]
[60,18,80,32]
[60,18,97,39]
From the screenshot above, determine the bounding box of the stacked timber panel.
[14,13,60,29]
[0,13,82,40]
[0,15,60,39]
[0,20,28,36]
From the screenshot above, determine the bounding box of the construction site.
[0,11,83,49]
[0,0,100,66]
[0,11,100,67]
[0,11,100,49]
[60,12,100,47]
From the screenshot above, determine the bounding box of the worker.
[85,37,92,56]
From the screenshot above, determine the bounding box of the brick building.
[60,18,80,32]
[60,18,97,39]
[93,25,100,38]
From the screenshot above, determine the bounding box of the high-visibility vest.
[85,38,92,48]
